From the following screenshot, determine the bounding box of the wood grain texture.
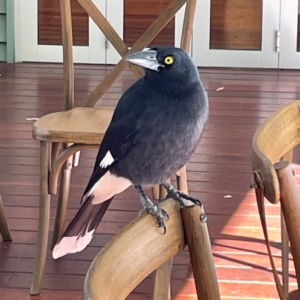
[152,257,173,300]
[38,0,88,46]
[32,107,114,143]
[180,0,197,53]
[210,0,262,50]
[275,161,300,299]
[60,0,74,110]
[83,0,186,107]
[50,150,72,249]
[181,204,220,299]
[84,199,185,300]
[251,101,300,298]
[2,62,300,299]
[30,141,51,295]
[77,0,144,79]
[0,193,12,241]
[251,100,300,204]
[124,0,175,47]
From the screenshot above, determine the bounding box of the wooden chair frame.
[30,0,199,295]
[84,199,220,300]
[251,100,300,299]
[0,193,12,242]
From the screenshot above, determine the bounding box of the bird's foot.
[135,185,169,234]
[162,182,202,208]
[139,202,169,234]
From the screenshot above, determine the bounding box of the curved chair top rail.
[251,100,300,204]
[84,199,185,300]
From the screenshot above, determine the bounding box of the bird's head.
[126,46,199,81]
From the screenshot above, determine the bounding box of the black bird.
[53,46,209,259]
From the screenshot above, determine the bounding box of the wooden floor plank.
[0,62,299,299]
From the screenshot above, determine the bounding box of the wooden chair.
[251,100,300,299]
[0,192,12,242]
[30,0,197,295]
[84,199,220,300]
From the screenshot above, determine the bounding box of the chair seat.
[32,107,114,144]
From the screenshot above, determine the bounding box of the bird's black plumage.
[53,46,209,259]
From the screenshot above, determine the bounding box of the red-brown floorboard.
[1,62,299,299]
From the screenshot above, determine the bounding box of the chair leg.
[181,204,220,299]
[152,178,172,300]
[51,154,73,249]
[152,185,160,200]
[152,166,188,299]
[0,193,12,241]
[73,151,81,167]
[281,209,289,297]
[51,142,61,169]
[180,0,197,54]
[176,165,188,194]
[152,257,173,300]
[30,141,51,295]
[275,161,300,299]
[155,0,194,296]
[281,149,292,297]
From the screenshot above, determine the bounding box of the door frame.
[192,0,281,68]
[279,0,300,69]
[14,0,106,63]
[105,0,187,64]
[14,0,186,65]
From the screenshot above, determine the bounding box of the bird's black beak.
[126,50,164,72]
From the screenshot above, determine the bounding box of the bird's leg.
[134,184,169,233]
[162,182,202,207]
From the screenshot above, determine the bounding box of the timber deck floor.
[0,62,299,300]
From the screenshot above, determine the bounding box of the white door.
[105,0,186,64]
[14,0,186,65]
[279,0,300,69]
[192,0,281,68]
[14,0,107,63]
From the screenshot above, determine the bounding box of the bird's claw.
[140,204,169,234]
[177,190,202,206]
[164,186,202,207]
[156,214,167,235]
[164,190,185,207]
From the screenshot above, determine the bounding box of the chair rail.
[84,199,185,300]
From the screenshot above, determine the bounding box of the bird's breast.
[110,84,208,186]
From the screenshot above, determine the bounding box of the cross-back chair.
[84,199,220,300]
[0,192,12,242]
[251,100,300,299]
[30,0,197,295]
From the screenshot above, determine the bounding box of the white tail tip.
[52,230,95,259]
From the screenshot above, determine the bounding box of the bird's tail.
[52,196,113,259]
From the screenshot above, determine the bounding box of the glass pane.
[124,0,175,47]
[210,0,262,50]
[38,0,89,46]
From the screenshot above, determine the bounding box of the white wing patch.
[91,171,132,205]
[99,150,114,168]
[82,171,132,205]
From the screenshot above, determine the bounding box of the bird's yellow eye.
[164,56,174,65]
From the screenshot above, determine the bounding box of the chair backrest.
[84,199,185,299]
[251,100,300,204]
[60,0,74,111]
[59,0,191,110]
[251,100,300,299]
[0,192,12,241]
